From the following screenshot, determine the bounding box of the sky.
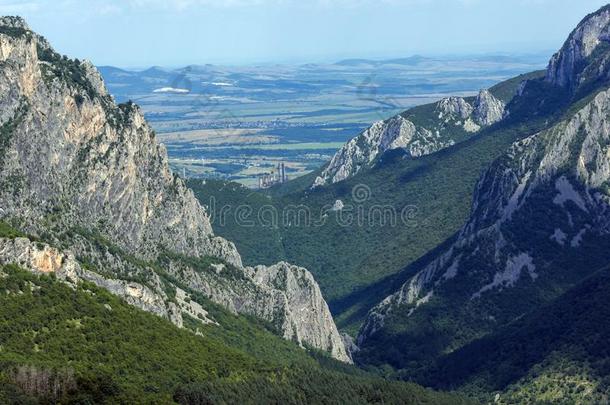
[1,0,609,67]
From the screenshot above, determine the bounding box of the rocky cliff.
[0,17,236,264]
[0,17,349,362]
[250,262,348,360]
[313,89,505,187]
[546,4,610,93]
[359,57,610,367]
[361,87,610,334]
[313,115,436,187]
[0,237,190,324]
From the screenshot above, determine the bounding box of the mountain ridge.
[0,15,349,362]
[187,69,548,334]
[356,3,610,379]
[312,88,506,187]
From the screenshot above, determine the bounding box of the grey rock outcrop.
[0,234,350,361]
[161,258,351,362]
[340,333,359,360]
[251,262,349,361]
[313,116,434,186]
[0,237,185,323]
[0,17,238,265]
[546,5,610,92]
[437,96,473,119]
[313,90,505,187]
[0,17,349,362]
[473,89,506,126]
[359,87,610,347]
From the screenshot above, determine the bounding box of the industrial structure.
[259,162,288,189]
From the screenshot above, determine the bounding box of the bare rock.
[546,5,610,92]
[314,90,505,187]
[0,17,349,361]
[358,87,610,348]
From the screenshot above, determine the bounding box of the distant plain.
[100,53,549,187]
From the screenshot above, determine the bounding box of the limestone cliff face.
[313,89,505,187]
[250,262,348,361]
[0,236,351,361]
[0,17,349,362]
[546,5,610,93]
[359,87,610,348]
[313,116,433,187]
[437,96,473,119]
[162,258,350,362]
[0,237,186,324]
[0,16,238,265]
[473,90,505,126]
[356,5,610,364]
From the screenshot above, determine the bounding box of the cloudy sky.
[2,0,609,67]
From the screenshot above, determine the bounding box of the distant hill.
[334,53,549,67]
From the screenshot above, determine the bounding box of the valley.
[2,2,610,404]
[169,4,610,401]
[186,70,547,333]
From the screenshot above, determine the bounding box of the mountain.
[96,65,177,101]
[334,56,432,66]
[0,258,469,404]
[0,15,349,362]
[0,16,477,404]
[356,3,610,378]
[0,17,476,404]
[333,54,544,68]
[546,4,610,94]
[334,58,378,66]
[96,65,132,78]
[384,55,430,65]
[313,89,506,187]
[5,7,605,403]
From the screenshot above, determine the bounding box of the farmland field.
[99,53,549,186]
